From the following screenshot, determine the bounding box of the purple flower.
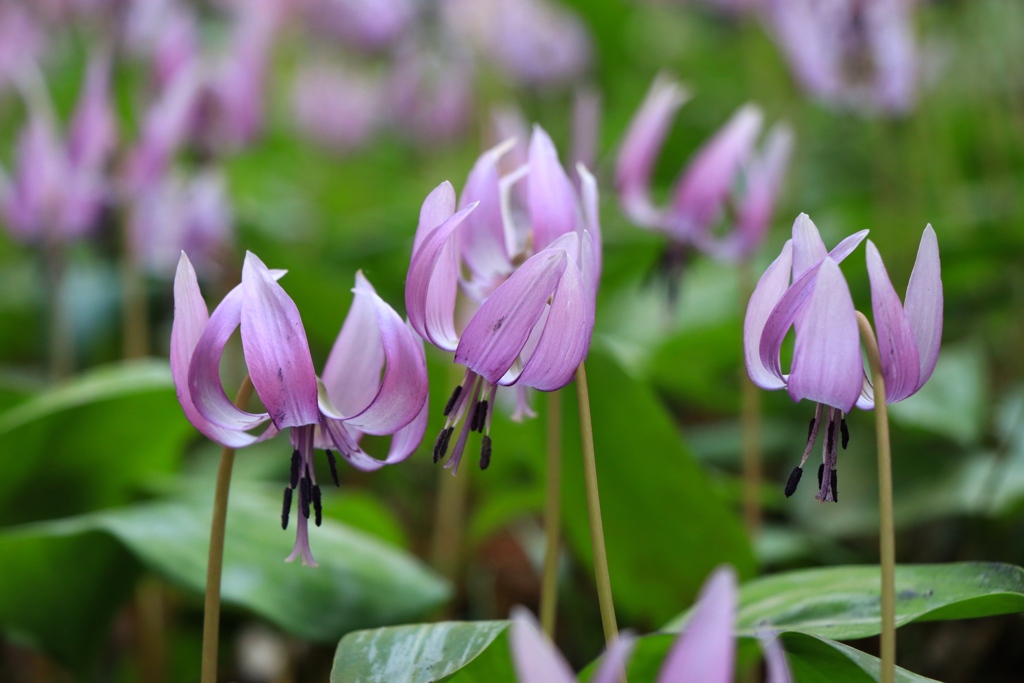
[1,53,116,244]
[173,252,429,565]
[616,75,793,264]
[509,567,792,683]
[744,215,941,502]
[762,0,919,114]
[290,62,385,153]
[405,126,600,473]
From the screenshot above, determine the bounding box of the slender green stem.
[540,389,563,637]
[201,375,253,683]
[574,362,618,645]
[738,263,762,537]
[430,458,469,583]
[856,312,896,683]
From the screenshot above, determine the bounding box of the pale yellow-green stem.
[574,363,619,645]
[856,311,896,683]
[540,389,563,637]
[201,375,253,683]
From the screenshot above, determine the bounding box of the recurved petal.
[509,607,577,683]
[904,225,942,392]
[828,229,870,264]
[671,104,763,243]
[744,240,793,390]
[615,74,689,229]
[791,213,827,278]
[172,253,258,448]
[590,634,637,683]
[240,252,320,428]
[656,566,737,683]
[515,246,587,391]
[405,203,477,351]
[413,181,456,253]
[786,258,862,413]
[578,163,603,274]
[866,240,920,403]
[189,280,271,432]
[528,125,578,251]
[759,632,794,683]
[339,276,429,436]
[321,271,385,418]
[455,248,568,384]
[460,140,515,279]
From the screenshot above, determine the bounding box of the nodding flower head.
[744,215,941,503]
[173,251,428,566]
[405,125,600,474]
[616,74,793,274]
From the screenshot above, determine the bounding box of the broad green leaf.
[782,633,940,683]
[2,485,449,661]
[0,527,141,672]
[663,563,1024,641]
[560,349,756,622]
[0,361,193,524]
[331,621,511,683]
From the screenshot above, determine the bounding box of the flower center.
[783,403,849,503]
[433,369,496,474]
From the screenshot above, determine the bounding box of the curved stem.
[540,389,562,637]
[856,311,895,683]
[575,362,618,645]
[201,375,253,683]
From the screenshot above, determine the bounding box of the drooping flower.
[761,0,920,114]
[1,52,116,244]
[616,74,793,273]
[509,566,792,683]
[173,251,429,566]
[745,214,867,502]
[744,215,942,502]
[405,125,600,473]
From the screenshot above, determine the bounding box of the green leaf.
[663,563,1024,641]
[1,485,449,661]
[560,349,756,622]
[0,360,193,524]
[331,621,511,683]
[782,633,940,683]
[0,527,142,672]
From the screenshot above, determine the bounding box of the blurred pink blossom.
[290,63,385,152]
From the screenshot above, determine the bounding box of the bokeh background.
[1,0,1023,681]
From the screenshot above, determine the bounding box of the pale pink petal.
[240,252,320,428]
[528,125,577,251]
[866,239,920,403]
[460,140,515,279]
[744,240,793,390]
[904,225,942,392]
[413,181,456,253]
[509,607,576,683]
[590,634,636,683]
[657,566,737,683]
[321,271,385,417]
[790,213,828,278]
[759,632,794,683]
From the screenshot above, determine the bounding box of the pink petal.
[68,48,118,172]
[460,140,515,279]
[904,225,942,392]
[578,163,603,276]
[866,240,920,403]
[657,566,737,683]
[172,253,259,448]
[759,261,822,385]
[189,282,272,433]
[509,607,577,683]
[455,248,568,384]
[828,228,871,263]
[786,258,862,413]
[528,125,577,252]
[337,274,429,436]
[615,74,689,229]
[671,104,762,243]
[790,213,828,279]
[405,203,477,351]
[321,271,385,418]
[590,634,636,683]
[759,632,794,683]
[413,181,456,253]
[515,245,587,391]
[744,240,793,390]
[240,252,320,429]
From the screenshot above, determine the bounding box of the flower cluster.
[406,126,601,473]
[745,214,942,500]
